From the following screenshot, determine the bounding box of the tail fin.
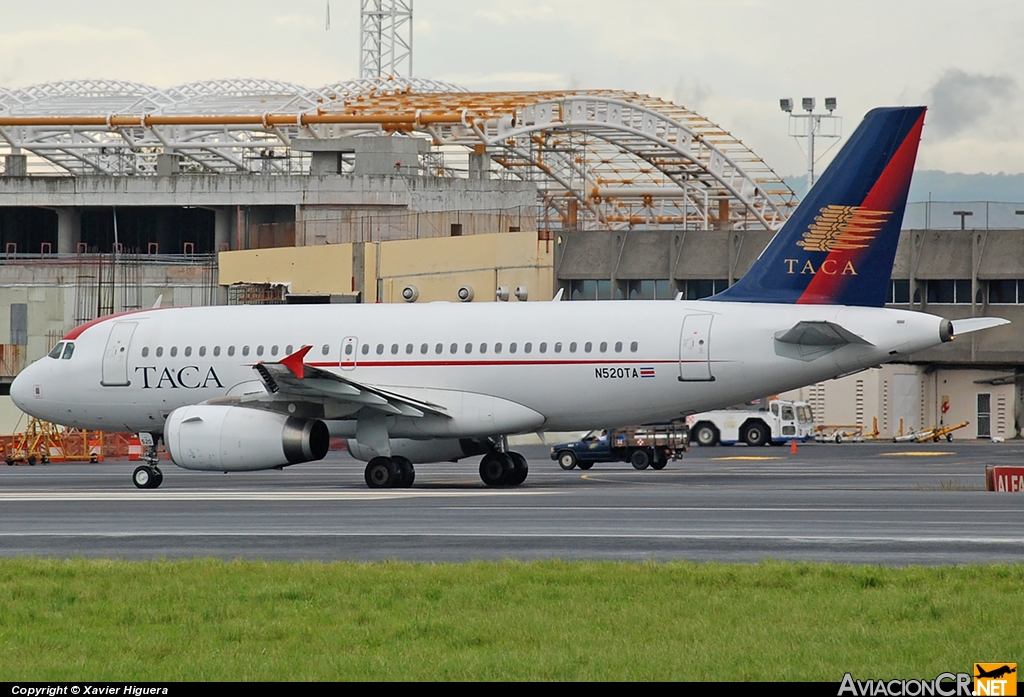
[711,106,926,307]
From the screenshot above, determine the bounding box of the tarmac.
[1,440,1022,565]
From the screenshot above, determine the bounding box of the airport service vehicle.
[9,106,1010,490]
[686,398,814,447]
[551,424,690,470]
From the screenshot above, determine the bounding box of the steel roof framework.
[0,77,796,230]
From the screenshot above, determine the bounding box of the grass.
[0,559,1021,681]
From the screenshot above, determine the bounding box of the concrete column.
[214,207,231,251]
[156,153,180,176]
[56,208,81,254]
[3,155,27,177]
[468,151,489,180]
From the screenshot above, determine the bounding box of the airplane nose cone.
[10,368,33,411]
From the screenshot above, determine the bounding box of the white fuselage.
[11,300,949,438]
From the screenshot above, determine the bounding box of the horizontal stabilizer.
[775,320,873,347]
[952,317,1010,337]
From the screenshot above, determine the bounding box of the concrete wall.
[219,230,554,305]
[782,364,1017,440]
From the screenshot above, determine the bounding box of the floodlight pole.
[780,97,841,194]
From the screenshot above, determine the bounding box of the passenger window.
[420,343,428,354]
[322,344,330,356]
[141,346,149,358]
[242,346,250,357]
[156,347,164,357]
[344,344,353,356]
[569,342,577,353]
[48,342,64,359]
[213,346,221,357]
[510,343,518,354]
[554,342,562,353]
[271,345,279,356]
[184,346,192,357]
[584,342,592,353]
[480,343,487,354]
[465,343,473,354]
[170,347,178,357]
[361,344,369,355]
[406,344,413,354]
[599,342,607,352]
[227,346,235,357]
[450,343,458,354]
[495,343,502,354]
[391,344,399,355]
[630,341,638,352]
[199,346,206,357]
[62,343,75,360]
[256,346,264,357]
[376,344,384,355]
[286,345,293,355]
[524,342,532,354]
[615,342,622,352]
[539,342,547,353]
[435,343,443,354]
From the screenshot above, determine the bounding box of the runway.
[1,441,1022,564]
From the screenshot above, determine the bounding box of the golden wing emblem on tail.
[796,205,892,252]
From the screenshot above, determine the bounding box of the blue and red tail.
[710,106,925,307]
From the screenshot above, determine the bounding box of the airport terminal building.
[0,78,1019,439]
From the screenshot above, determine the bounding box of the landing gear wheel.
[151,468,163,488]
[393,456,415,488]
[693,424,719,447]
[133,465,157,489]
[742,422,770,447]
[578,461,594,470]
[557,450,577,470]
[507,451,529,486]
[364,456,399,489]
[479,452,513,487]
[630,449,650,470]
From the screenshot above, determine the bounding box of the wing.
[234,345,449,419]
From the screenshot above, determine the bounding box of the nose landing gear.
[132,433,164,489]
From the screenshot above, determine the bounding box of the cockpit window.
[62,343,75,360]
[48,342,64,359]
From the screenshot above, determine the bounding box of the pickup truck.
[551,425,689,471]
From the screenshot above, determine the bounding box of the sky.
[1,0,1022,178]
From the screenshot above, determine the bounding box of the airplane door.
[101,321,137,387]
[341,336,358,371]
[679,314,714,382]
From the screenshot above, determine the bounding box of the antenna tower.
[360,0,413,79]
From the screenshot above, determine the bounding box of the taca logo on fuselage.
[134,365,224,389]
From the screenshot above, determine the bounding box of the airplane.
[9,105,1009,490]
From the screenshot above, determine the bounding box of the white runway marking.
[0,489,557,502]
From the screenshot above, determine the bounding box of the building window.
[988,280,1024,304]
[889,280,911,304]
[569,279,620,301]
[627,279,674,300]
[682,279,729,300]
[925,279,971,304]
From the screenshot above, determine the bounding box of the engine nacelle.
[346,437,490,464]
[165,405,329,472]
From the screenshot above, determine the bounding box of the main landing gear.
[133,435,164,489]
[362,450,529,488]
[364,455,416,489]
[478,451,528,487]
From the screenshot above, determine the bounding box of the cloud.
[926,69,1015,139]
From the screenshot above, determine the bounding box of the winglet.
[280,345,313,379]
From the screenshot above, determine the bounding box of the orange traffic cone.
[790,439,798,453]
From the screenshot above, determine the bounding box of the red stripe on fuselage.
[796,110,926,305]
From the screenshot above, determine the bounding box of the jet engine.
[346,437,490,464]
[165,405,329,471]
